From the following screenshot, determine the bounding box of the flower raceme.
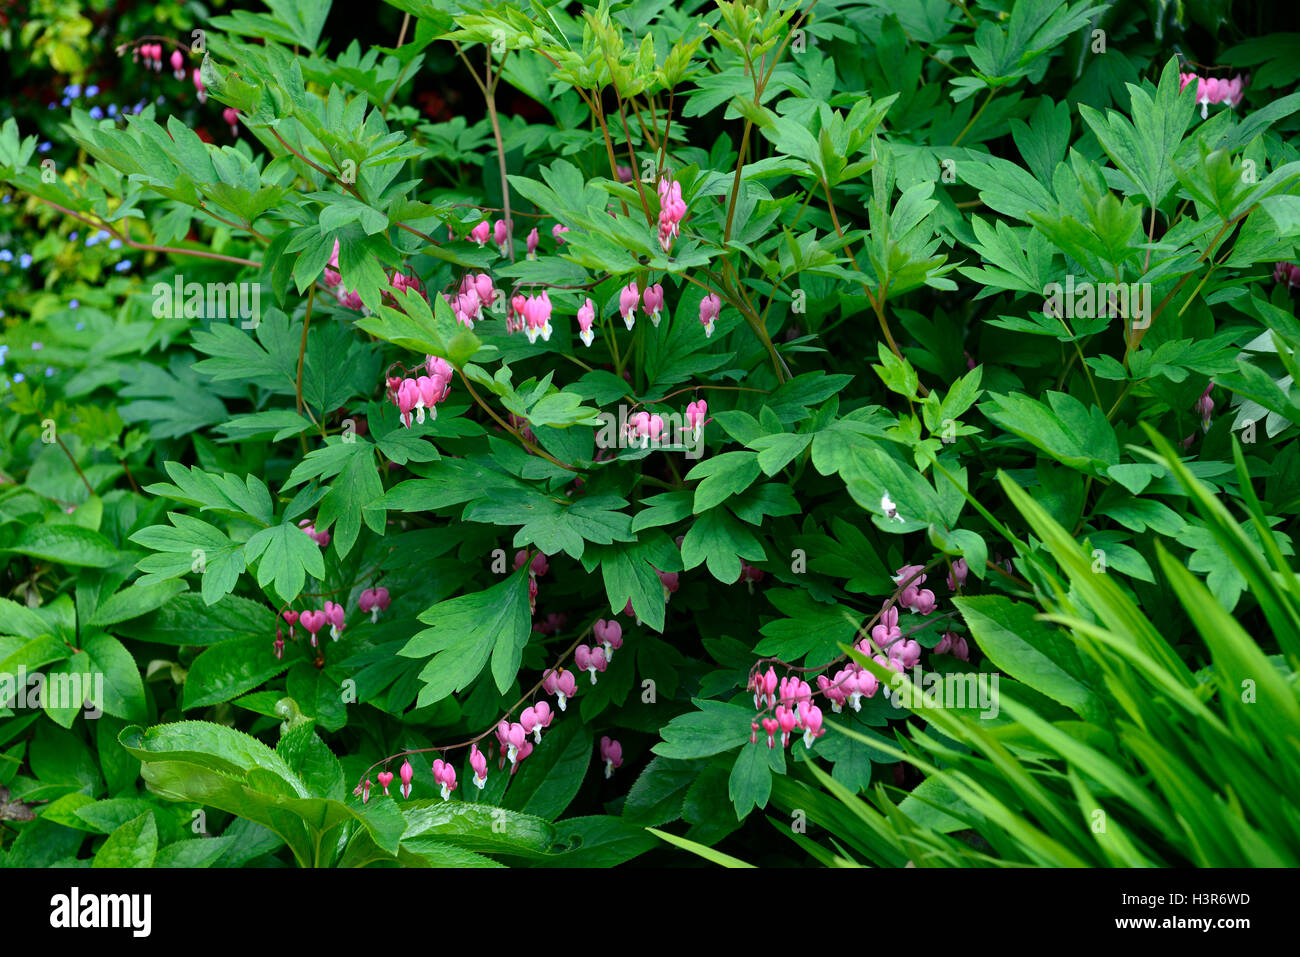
[392,356,452,428]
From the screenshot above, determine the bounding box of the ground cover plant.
[1,0,1299,869]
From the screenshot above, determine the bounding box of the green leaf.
[680,508,766,583]
[82,633,148,723]
[686,451,762,512]
[183,636,293,710]
[244,522,328,604]
[92,811,157,868]
[502,719,591,820]
[654,699,753,760]
[953,595,1100,719]
[2,523,120,567]
[401,573,532,703]
[728,741,774,819]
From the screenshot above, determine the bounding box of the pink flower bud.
[600,736,623,777]
[699,292,721,337]
[619,282,639,330]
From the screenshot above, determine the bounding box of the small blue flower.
[75,322,85,331]
[69,231,78,241]
[48,103,56,110]
[70,300,80,309]
[61,97,71,107]
[114,260,133,272]
[19,254,32,269]
[86,85,99,97]
[0,344,8,365]
[64,84,81,98]
[89,106,104,120]
[107,104,117,117]
[133,101,146,114]
[31,342,43,351]
[45,367,55,377]
[0,250,12,261]
[1,195,9,204]
[108,239,122,250]
[155,95,165,105]
[38,141,51,153]
[12,373,23,383]
[85,234,98,247]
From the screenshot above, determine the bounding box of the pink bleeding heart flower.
[471,220,491,247]
[657,568,678,603]
[801,705,825,749]
[273,634,284,659]
[699,293,721,337]
[737,561,764,593]
[323,601,346,641]
[1197,382,1214,432]
[600,736,623,778]
[193,67,206,104]
[643,283,665,327]
[431,758,458,799]
[526,227,540,260]
[523,291,554,344]
[399,759,414,799]
[299,609,327,647]
[628,410,650,446]
[552,223,569,244]
[870,605,902,651]
[494,219,511,255]
[377,770,394,795]
[935,631,969,661]
[776,705,798,748]
[576,298,596,347]
[281,609,299,639]
[574,644,608,683]
[171,49,185,79]
[515,549,549,577]
[761,717,780,749]
[619,282,639,330]
[946,558,969,592]
[593,619,623,659]
[356,778,373,803]
[396,379,420,428]
[685,399,707,440]
[542,667,577,710]
[889,638,921,670]
[359,587,390,622]
[521,701,554,743]
[470,744,488,789]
